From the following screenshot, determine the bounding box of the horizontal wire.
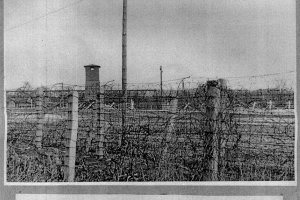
[5,0,85,31]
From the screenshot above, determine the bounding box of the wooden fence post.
[160,98,178,170]
[130,99,134,110]
[86,89,97,153]
[252,102,256,110]
[217,79,228,181]
[203,80,221,181]
[35,88,44,149]
[63,91,79,182]
[97,86,106,158]
[269,100,272,110]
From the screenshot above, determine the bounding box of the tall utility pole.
[160,66,163,97]
[122,0,127,96]
[121,0,127,144]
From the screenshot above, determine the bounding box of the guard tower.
[84,64,100,99]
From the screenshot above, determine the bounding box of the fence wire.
[6,80,295,182]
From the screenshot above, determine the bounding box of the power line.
[128,70,295,85]
[192,70,295,80]
[223,70,295,79]
[5,0,85,31]
[128,77,192,85]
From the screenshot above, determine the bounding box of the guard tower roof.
[84,64,101,68]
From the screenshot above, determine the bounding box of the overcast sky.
[4,0,296,89]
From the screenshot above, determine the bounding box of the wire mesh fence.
[6,79,295,182]
[6,89,69,181]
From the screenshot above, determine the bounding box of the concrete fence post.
[288,101,291,110]
[203,80,221,181]
[35,88,44,150]
[63,91,79,182]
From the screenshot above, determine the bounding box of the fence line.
[5,80,295,182]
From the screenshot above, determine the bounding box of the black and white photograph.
[4,0,296,183]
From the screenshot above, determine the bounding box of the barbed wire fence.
[6,75,295,182]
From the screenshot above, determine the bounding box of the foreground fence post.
[268,100,272,110]
[130,99,134,110]
[63,91,79,182]
[203,80,221,181]
[35,88,44,150]
[252,102,256,110]
[217,79,228,181]
[97,86,106,158]
[288,101,291,109]
[160,98,178,169]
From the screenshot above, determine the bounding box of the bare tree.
[18,81,33,91]
[274,79,287,92]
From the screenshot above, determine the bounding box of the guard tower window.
[91,67,94,71]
